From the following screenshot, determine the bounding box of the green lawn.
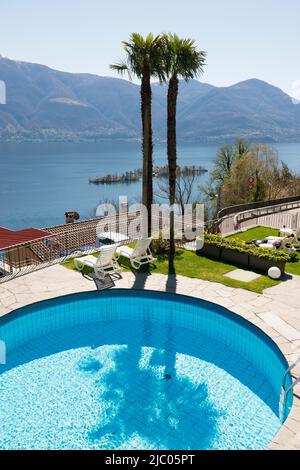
[62,247,279,294]
[62,226,300,292]
[227,226,279,242]
[227,226,300,276]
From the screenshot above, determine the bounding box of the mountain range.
[1,56,300,143]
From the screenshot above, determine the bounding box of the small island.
[89,165,207,185]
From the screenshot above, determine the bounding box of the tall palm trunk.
[167,74,179,273]
[141,70,153,237]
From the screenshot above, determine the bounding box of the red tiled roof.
[0,227,55,250]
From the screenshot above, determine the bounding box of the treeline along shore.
[89,165,207,185]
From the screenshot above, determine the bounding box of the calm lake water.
[0,141,299,230]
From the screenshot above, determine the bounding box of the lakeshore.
[0,140,299,230]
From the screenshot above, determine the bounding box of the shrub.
[203,233,291,263]
[151,238,170,256]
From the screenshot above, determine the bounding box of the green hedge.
[204,233,293,263]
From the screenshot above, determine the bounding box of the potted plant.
[248,249,288,275]
[197,233,222,259]
[221,246,250,268]
[197,233,290,275]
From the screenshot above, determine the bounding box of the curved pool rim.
[0,288,293,449]
[0,289,293,370]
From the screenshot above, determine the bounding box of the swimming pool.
[0,290,292,450]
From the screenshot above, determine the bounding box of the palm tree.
[162,34,206,273]
[110,33,164,236]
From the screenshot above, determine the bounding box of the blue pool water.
[0,290,292,450]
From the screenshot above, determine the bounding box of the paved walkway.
[0,265,299,450]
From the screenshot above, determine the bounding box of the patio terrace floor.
[0,265,299,450]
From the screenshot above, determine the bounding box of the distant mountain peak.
[229,78,293,98]
[0,57,299,143]
[230,78,277,88]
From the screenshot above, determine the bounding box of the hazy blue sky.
[1,0,299,95]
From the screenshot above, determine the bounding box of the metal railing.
[216,199,300,236]
[0,214,139,283]
[279,357,300,422]
[218,195,300,218]
[1,200,299,283]
[0,212,201,283]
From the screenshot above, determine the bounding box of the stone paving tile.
[267,441,282,450]
[277,343,298,356]
[276,325,300,341]
[215,288,235,298]
[213,298,236,309]
[231,288,258,299]
[258,311,287,328]
[248,296,273,307]
[289,406,300,424]
[1,295,17,308]
[5,285,34,295]
[231,302,261,314]
[258,325,281,339]
[225,268,261,282]
[258,312,300,341]
[0,306,11,318]
[230,304,251,315]
[0,289,17,299]
[273,425,297,444]
[280,316,300,332]
[268,301,297,316]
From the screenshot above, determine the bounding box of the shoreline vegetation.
[202,139,300,217]
[89,165,207,185]
[2,130,300,145]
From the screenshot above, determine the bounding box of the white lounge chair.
[257,241,275,250]
[258,236,284,248]
[279,227,300,239]
[280,237,296,251]
[258,236,295,251]
[74,245,122,279]
[116,237,157,269]
[279,227,295,237]
[265,237,284,241]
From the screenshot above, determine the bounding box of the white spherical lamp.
[268,266,281,279]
